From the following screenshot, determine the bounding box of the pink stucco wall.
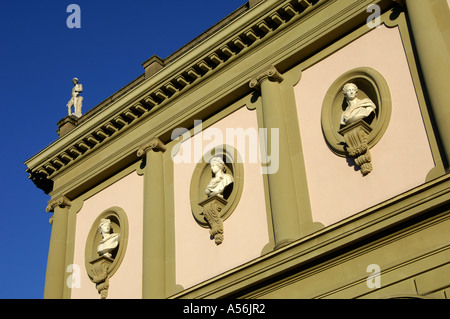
[294,25,435,227]
[71,171,144,299]
[173,106,270,289]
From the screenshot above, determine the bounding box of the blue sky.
[0,0,247,299]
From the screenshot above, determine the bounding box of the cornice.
[25,0,322,192]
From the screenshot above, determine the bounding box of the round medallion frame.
[321,67,392,156]
[189,144,244,228]
[84,206,129,279]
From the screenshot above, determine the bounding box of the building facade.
[25,0,450,299]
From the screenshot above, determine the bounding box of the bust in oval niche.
[190,145,244,245]
[321,67,392,175]
[84,208,128,299]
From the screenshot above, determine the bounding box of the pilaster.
[137,137,167,298]
[250,65,301,248]
[44,195,72,299]
[404,0,450,169]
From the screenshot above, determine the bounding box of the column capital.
[137,137,167,158]
[249,65,284,90]
[46,195,72,213]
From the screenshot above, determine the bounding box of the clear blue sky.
[0,0,247,299]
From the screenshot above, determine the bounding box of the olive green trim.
[280,64,325,237]
[162,145,185,296]
[403,0,450,170]
[168,174,450,299]
[383,7,446,180]
[250,65,302,248]
[140,138,167,299]
[247,213,450,299]
[62,198,81,299]
[43,201,71,299]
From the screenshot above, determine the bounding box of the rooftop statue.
[67,77,83,118]
[205,156,234,199]
[340,83,376,126]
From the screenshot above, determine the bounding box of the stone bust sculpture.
[67,77,83,117]
[97,218,120,258]
[205,156,234,199]
[340,83,376,126]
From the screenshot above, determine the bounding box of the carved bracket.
[89,255,114,299]
[199,195,228,245]
[338,120,373,176]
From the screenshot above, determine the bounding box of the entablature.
[25,0,399,196]
[25,0,323,193]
